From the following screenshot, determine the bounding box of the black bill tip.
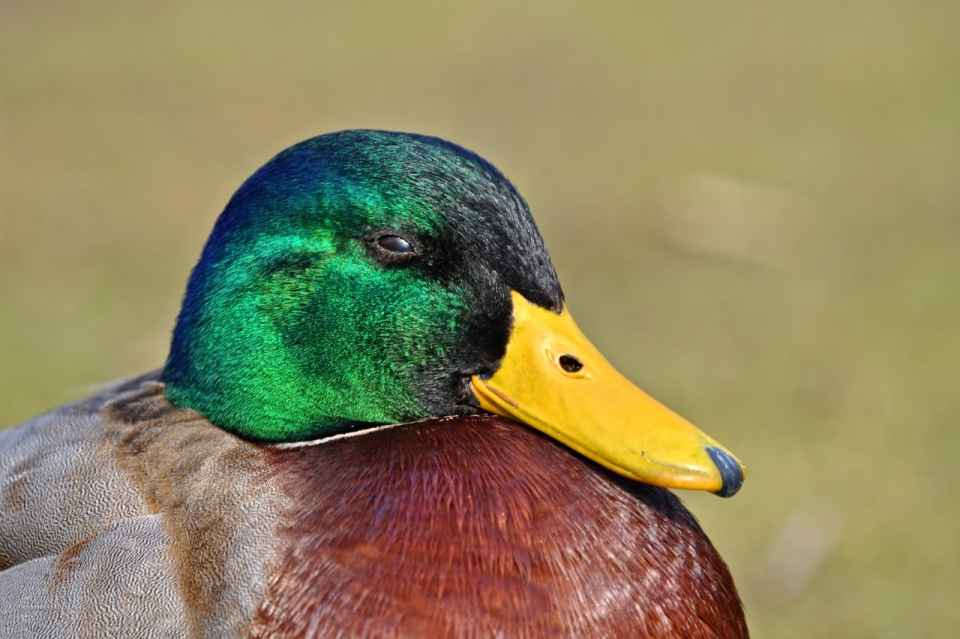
[707,446,744,498]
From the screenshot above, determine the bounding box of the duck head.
[162,130,745,496]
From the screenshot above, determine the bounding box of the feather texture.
[1,373,746,638]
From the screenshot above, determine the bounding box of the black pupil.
[378,235,413,254]
[559,355,584,373]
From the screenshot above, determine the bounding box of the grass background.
[1,1,958,636]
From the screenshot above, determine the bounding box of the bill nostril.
[558,355,583,373]
[706,447,744,498]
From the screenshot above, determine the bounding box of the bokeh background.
[2,1,958,636]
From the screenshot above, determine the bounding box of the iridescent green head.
[162,130,563,442]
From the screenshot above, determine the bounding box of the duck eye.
[377,235,414,254]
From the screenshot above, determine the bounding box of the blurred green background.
[1,1,958,636]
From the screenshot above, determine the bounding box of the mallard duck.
[0,130,748,638]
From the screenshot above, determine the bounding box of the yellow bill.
[472,291,745,497]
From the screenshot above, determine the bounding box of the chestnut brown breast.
[253,415,748,639]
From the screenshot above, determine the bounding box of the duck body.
[0,373,746,638]
[0,130,748,637]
